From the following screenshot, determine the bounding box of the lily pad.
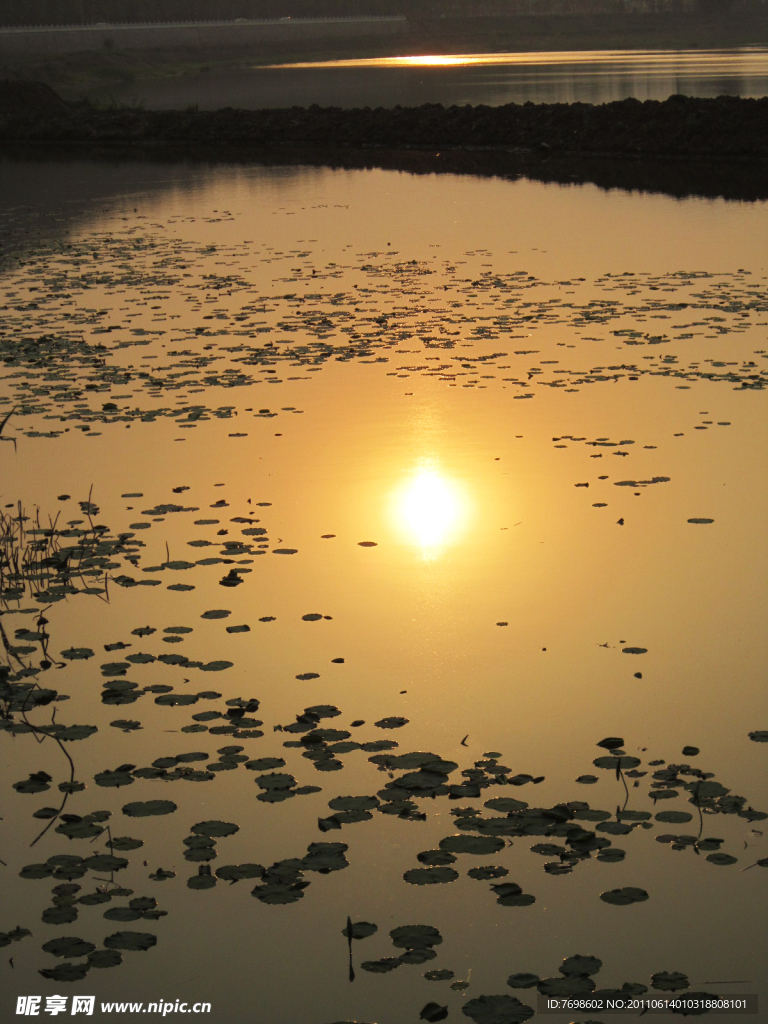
[404,867,459,885]
[652,971,689,992]
[39,962,90,982]
[361,958,401,973]
[190,820,239,838]
[468,866,509,880]
[420,1003,448,1022]
[462,994,534,1023]
[342,921,378,940]
[507,974,539,989]
[600,887,649,905]
[103,931,157,951]
[42,936,96,958]
[88,948,123,969]
[706,853,738,866]
[391,925,443,950]
[122,800,177,818]
[560,955,603,977]
[440,835,505,855]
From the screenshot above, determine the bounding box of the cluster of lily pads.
[5,611,767,992]
[1,228,766,448]
[328,940,725,1023]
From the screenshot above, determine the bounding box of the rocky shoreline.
[1,82,767,160]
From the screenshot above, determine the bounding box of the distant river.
[105,47,768,109]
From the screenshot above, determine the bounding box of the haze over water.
[1,138,767,1022]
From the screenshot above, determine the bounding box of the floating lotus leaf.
[361,958,401,973]
[190,820,239,838]
[103,908,142,922]
[531,844,566,856]
[593,755,641,770]
[61,648,94,660]
[13,771,52,794]
[687,518,714,524]
[462,994,534,1023]
[103,931,157,951]
[468,865,509,880]
[122,800,177,817]
[404,867,459,885]
[390,925,443,950]
[484,798,528,812]
[255,773,296,791]
[600,887,649,905]
[596,737,625,749]
[417,850,458,866]
[83,855,128,872]
[375,717,408,729]
[55,820,105,841]
[576,775,598,784]
[596,848,626,863]
[401,949,437,964]
[440,834,505,855]
[329,796,380,812]
[88,948,123,969]
[651,971,689,991]
[426,970,455,981]
[215,864,264,882]
[42,936,96,958]
[621,648,647,655]
[110,720,142,732]
[496,892,536,907]
[342,921,377,940]
[655,811,693,824]
[507,974,539,989]
[155,693,199,706]
[749,731,768,742]
[149,869,176,881]
[20,863,54,879]
[42,906,78,925]
[56,725,98,741]
[538,976,595,995]
[95,770,134,788]
[596,821,635,835]
[39,962,90,982]
[706,853,738,866]
[303,842,349,873]
[420,1003,449,1022]
[560,955,603,977]
[78,893,111,906]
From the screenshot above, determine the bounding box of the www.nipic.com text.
[16,997,212,1016]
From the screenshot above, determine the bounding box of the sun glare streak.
[395,468,467,552]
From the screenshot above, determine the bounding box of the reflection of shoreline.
[3,140,768,211]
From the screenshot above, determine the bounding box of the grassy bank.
[2,86,767,160]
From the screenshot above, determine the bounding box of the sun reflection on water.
[394,467,467,553]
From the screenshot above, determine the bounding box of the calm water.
[1,156,767,1024]
[104,47,768,110]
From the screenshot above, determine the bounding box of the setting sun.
[395,468,467,550]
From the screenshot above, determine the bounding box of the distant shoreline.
[1,84,767,163]
[1,10,767,101]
